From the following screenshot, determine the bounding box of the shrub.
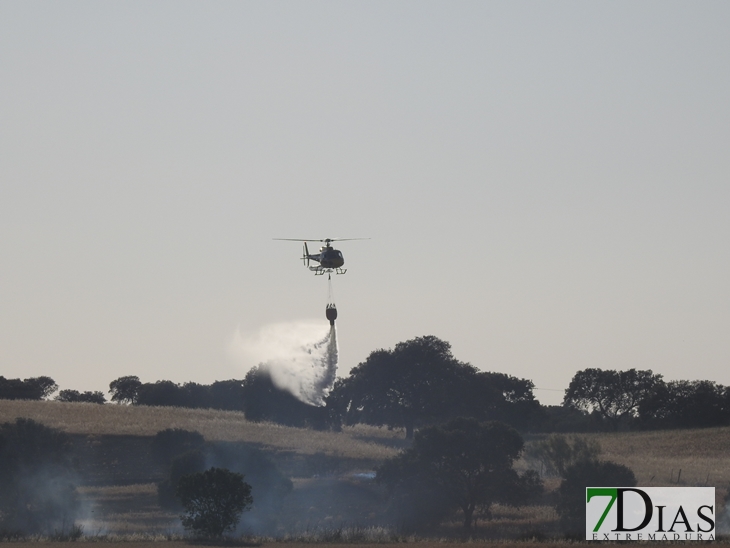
[0,418,79,534]
[177,467,252,538]
[527,434,601,476]
[156,438,293,534]
[557,459,636,536]
[154,429,207,509]
[152,428,205,464]
[158,450,206,509]
[377,418,542,530]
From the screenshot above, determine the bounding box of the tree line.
[3,335,729,434]
[104,336,543,436]
[563,368,730,430]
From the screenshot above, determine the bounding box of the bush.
[377,418,542,530]
[0,418,79,534]
[177,467,253,538]
[206,443,292,533]
[526,434,601,476]
[158,450,206,509]
[152,428,205,464]
[556,458,636,536]
[155,437,292,535]
[154,429,207,509]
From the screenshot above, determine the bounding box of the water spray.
[230,271,342,406]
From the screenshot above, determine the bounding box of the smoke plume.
[230,321,338,406]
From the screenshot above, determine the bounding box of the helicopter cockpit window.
[336,251,343,258]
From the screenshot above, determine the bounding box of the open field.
[521,428,730,493]
[0,400,404,460]
[4,400,730,486]
[2,399,730,539]
[76,484,177,535]
[6,399,730,487]
[586,428,730,488]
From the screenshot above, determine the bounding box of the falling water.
[229,321,339,406]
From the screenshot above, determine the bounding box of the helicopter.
[274,238,368,275]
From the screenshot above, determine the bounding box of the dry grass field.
[519,427,730,493]
[0,400,402,460]
[2,399,730,541]
[587,428,730,488]
[75,484,177,535]
[5,400,728,487]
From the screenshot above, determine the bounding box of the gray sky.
[1,1,728,405]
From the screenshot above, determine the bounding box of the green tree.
[336,336,540,438]
[340,336,478,438]
[153,429,207,509]
[110,377,250,411]
[136,380,186,407]
[0,376,57,400]
[556,459,636,536]
[242,366,337,430]
[458,371,543,430]
[55,389,106,404]
[24,376,59,399]
[108,375,142,404]
[181,382,213,408]
[564,368,661,429]
[158,449,206,509]
[527,434,601,477]
[377,418,542,530]
[176,467,253,538]
[157,438,292,533]
[639,379,730,428]
[209,379,246,411]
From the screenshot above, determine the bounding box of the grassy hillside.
[3,399,729,487]
[0,399,403,460]
[587,428,730,488]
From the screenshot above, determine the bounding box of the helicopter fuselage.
[303,243,346,274]
[312,246,344,269]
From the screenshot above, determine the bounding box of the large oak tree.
[563,368,661,429]
[336,335,539,438]
[377,418,541,529]
[339,336,476,438]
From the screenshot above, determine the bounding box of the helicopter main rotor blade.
[273,237,370,242]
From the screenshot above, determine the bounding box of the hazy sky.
[1,1,728,405]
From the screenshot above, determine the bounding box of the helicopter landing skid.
[312,268,347,276]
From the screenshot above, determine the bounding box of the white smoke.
[229,320,338,406]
